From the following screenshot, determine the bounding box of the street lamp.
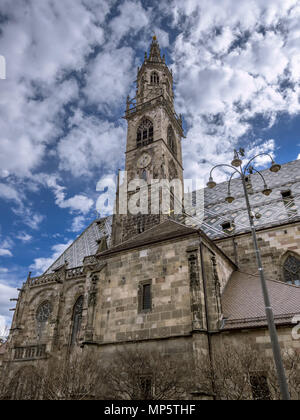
[207,148,290,401]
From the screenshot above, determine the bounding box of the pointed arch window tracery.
[283,254,300,286]
[36,301,52,341]
[150,71,159,84]
[137,118,153,147]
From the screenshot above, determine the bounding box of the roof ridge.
[226,312,299,323]
[106,218,198,252]
[235,270,300,289]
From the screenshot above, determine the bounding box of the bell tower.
[111,37,184,245]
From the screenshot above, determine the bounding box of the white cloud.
[163,0,300,180]
[16,233,32,243]
[0,0,109,178]
[0,282,18,333]
[109,0,149,43]
[0,249,12,257]
[0,236,13,258]
[0,183,22,203]
[58,111,126,177]
[30,240,73,275]
[45,175,94,214]
[84,47,135,111]
[12,206,44,230]
[59,195,94,214]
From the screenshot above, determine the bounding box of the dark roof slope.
[99,219,199,256]
[222,271,300,329]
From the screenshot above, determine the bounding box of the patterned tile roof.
[222,271,300,329]
[185,159,300,239]
[44,216,112,274]
[44,159,300,273]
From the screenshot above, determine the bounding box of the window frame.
[137,118,154,148]
[150,71,159,85]
[138,279,152,313]
[283,254,300,286]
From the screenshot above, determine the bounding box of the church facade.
[1,38,300,400]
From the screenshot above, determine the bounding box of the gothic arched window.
[137,118,153,147]
[283,255,300,286]
[167,126,176,156]
[36,301,52,341]
[36,301,52,323]
[71,296,84,346]
[150,71,159,84]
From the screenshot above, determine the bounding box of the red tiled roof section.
[99,219,199,256]
[222,271,300,330]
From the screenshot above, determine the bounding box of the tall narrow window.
[143,284,151,310]
[137,119,153,147]
[138,281,152,312]
[283,255,300,286]
[250,374,271,400]
[167,126,176,156]
[71,296,84,346]
[150,71,159,84]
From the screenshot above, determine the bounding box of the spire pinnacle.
[148,36,162,63]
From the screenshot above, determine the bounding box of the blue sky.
[1,0,300,332]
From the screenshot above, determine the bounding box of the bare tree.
[40,350,106,400]
[1,342,298,400]
[100,345,193,400]
[266,349,300,400]
[0,350,106,400]
[194,344,300,400]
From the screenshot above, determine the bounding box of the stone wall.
[93,233,235,344]
[215,222,300,282]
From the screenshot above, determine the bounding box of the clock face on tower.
[137,152,152,169]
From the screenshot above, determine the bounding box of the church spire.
[147,35,163,63]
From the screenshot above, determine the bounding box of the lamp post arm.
[243,153,274,174]
[250,168,268,187]
[227,171,239,196]
[209,164,241,179]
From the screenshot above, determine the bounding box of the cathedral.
[1,37,300,400]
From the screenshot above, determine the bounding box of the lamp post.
[207,148,290,401]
